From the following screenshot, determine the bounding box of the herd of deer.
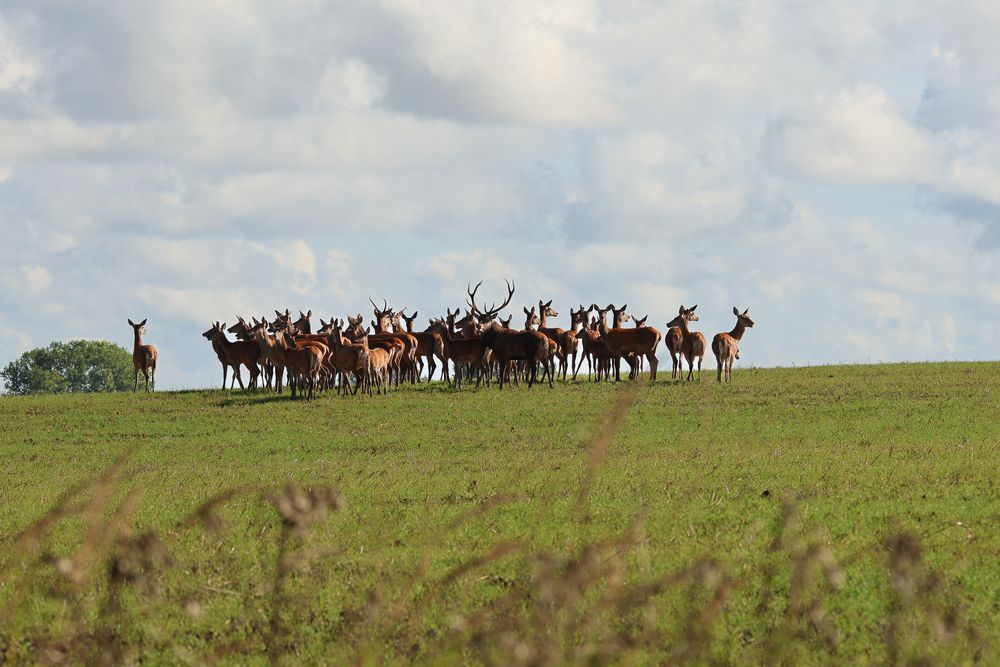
[128,281,755,398]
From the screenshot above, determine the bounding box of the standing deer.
[469,280,550,389]
[275,331,323,400]
[665,321,684,380]
[396,310,448,383]
[128,318,157,392]
[712,307,755,383]
[596,304,661,381]
[202,322,262,390]
[665,305,706,381]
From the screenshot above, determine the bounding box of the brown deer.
[665,322,683,380]
[127,319,157,392]
[597,304,661,381]
[369,299,419,385]
[536,299,573,381]
[575,314,613,382]
[229,317,273,389]
[202,322,262,390]
[247,322,286,393]
[357,332,390,396]
[712,307,755,383]
[665,305,706,381]
[275,331,323,400]
[562,306,586,381]
[324,320,367,396]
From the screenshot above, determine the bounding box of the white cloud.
[767,85,936,184]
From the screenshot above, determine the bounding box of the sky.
[1,0,999,389]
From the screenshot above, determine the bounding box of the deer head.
[128,318,148,337]
[538,299,558,326]
[467,279,515,325]
[609,304,630,328]
[523,305,539,330]
[401,310,418,332]
[633,315,648,328]
[733,306,754,328]
[499,314,513,329]
[370,298,392,333]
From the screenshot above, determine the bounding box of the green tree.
[1,340,136,395]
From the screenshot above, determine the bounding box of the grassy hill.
[1,363,997,664]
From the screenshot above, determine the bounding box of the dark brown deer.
[128,318,157,392]
[712,307,755,383]
[665,305,706,381]
[396,309,448,382]
[469,280,551,389]
[426,313,488,389]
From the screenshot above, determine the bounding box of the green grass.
[1,363,998,665]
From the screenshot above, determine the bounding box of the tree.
[1,340,136,395]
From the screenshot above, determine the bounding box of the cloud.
[766,85,936,184]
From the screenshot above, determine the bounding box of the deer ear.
[679,306,685,315]
[743,308,750,316]
[690,305,697,312]
[221,322,227,329]
[128,319,135,326]
[306,309,312,317]
[733,306,740,316]
[524,306,529,314]
[139,318,147,326]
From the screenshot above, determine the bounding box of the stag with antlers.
[468,280,552,389]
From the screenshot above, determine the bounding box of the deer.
[247,322,288,393]
[229,317,274,390]
[535,299,573,381]
[323,320,368,396]
[561,306,586,381]
[426,312,489,389]
[344,311,407,386]
[395,309,448,383]
[665,320,684,381]
[712,307,755,383]
[369,299,419,385]
[575,315,613,382]
[202,322,262,390]
[596,304,661,381]
[357,331,390,396]
[275,330,323,400]
[127,318,157,392]
[665,305,706,381]
[469,280,551,389]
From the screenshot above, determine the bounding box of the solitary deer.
[128,318,157,392]
[665,305,706,381]
[712,307,755,383]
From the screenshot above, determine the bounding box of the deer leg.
[133,368,139,392]
[142,368,150,392]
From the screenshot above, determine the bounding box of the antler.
[467,280,484,314]
[370,297,381,314]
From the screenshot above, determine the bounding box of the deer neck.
[729,321,747,341]
[132,329,143,353]
[612,313,625,328]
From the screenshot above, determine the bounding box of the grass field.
[1,362,998,665]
